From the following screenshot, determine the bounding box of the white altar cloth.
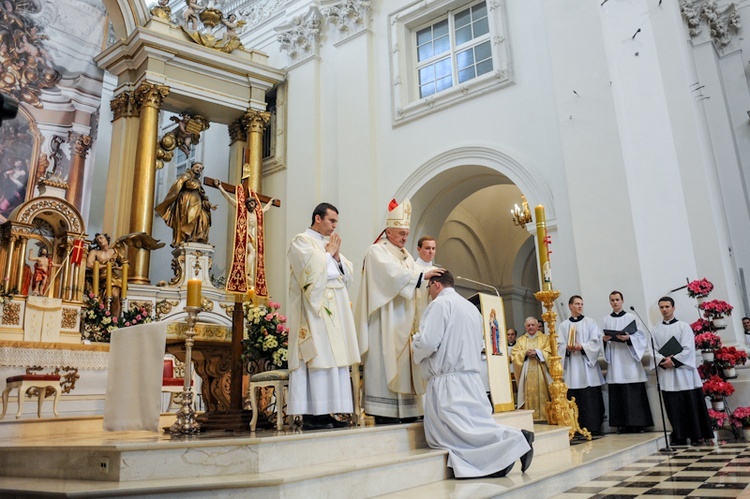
[103,322,169,432]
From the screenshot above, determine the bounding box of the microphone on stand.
[456,276,500,298]
[630,305,677,454]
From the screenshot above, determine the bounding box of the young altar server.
[558,295,606,435]
[412,270,533,478]
[652,296,712,446]
[602,291,653,433]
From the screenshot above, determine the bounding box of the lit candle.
[535,205,552,291]
[121,263,128,299]
[106,262,112,298]
[187,279,202,308]
[92,260,100,296]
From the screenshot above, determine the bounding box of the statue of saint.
[155,162,217,247]
[28,246,57,295]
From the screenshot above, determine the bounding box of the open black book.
[603,320,637,343]
[658,336,683,358]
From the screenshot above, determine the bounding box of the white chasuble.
[355,239,424,418]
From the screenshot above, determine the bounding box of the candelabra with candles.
[534,205,591,441]
[511,195,533,227]
[170,279,203,435]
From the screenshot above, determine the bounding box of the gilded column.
[4,235,15,294]
[128,83,170,284]
[66,132,93,208]
[241,111,270,193]
[104,91,140,238]
[15,237,27,292]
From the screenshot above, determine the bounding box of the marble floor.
[552,441,750,499]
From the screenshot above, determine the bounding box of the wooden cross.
[203,175,281,415]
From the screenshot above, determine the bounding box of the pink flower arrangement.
[694,332,722,351]
[698,299,734,319]
[703,375,735,398]
[691,318,712,334]
[731,407,750,427]
[243,301,289,368]
[708,408,728,429]
[714,346,748,369]
[687,278,714,298]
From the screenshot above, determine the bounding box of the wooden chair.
[1,374,62,419]
[248,369,289,431]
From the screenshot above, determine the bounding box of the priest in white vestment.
[288,203,361,430]
[652,297,712,446]
[557,295,605,435]
[412,270,533,478]
[601,291,653,433]
[355,199,443,423]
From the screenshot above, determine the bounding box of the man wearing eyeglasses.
[413,270,534,478]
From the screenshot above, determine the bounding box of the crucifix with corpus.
[202,156,281,425]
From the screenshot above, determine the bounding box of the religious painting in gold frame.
[477,292,514,412]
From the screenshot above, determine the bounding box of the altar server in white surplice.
[601,291,653,433]
[558,295,606,435]
[355,199,443,424]
[414,235,438,330]
[412,270,533,478]
[288,203,361,430]
[652,296,712,446]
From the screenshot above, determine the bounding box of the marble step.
[0,447,451,498]
[375,433,666,498]
[0,410,545,482]
[0,427,570,498]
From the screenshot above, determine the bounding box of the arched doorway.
[396,145,553,329]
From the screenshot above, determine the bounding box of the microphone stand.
[630,306,676,454]
[455,276,500,298]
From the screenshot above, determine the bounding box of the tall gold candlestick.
[106,262,113,298]
[92,261,100,297]
[121,263,129,299]
[535,205,552,291]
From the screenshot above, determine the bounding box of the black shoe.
[329,416,350,428]
[486,462,515,478]
[374,416,401,425]
[302,415,334,430]
[520,429,535,473]
[399,417,418,424]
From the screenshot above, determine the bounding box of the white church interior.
[0,0,749,496]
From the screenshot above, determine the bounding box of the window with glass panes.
[416,1,492,99]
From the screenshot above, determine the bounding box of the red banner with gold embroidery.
[225,185,248,294]
[252,190,268,298]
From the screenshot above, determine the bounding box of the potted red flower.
[698,299,734,329]
[687,278,714,300]
[690,318,712,334]
[703,375,734,410]
[694,332,722,362]
[714,346,747,378]
[731,407,750,441]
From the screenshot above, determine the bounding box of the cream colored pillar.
[128,83,170,284]
[103,91,140,239]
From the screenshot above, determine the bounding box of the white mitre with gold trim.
[385,198,411,229]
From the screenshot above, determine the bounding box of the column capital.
[242,110,271,134]
[228,118,247,144]
[110,91,137,120]
[68,131,93,159]
[134,83,170,112]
